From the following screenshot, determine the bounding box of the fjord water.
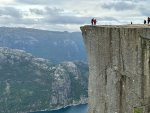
[31,104,88,113]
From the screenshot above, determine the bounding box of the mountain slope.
[0,27,87,63]
[0,47,88,113]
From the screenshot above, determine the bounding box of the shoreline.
[49,103,88,112]
[29,99,88,113]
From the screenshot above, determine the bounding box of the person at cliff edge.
[91,18,94,25]
[93,18,97,25]
[148,17,150,24]
[144,20,146,24]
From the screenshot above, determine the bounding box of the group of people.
[144,17,150,24]
[91,18,97,25]
[91,17,150,25]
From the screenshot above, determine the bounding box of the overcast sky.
[0,0,149,31]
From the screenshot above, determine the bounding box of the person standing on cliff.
[144,20,146,24]
[148,17,150,24]
[93,18,97,25]
[91,18,94,25]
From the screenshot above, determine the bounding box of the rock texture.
[80,25,150,113]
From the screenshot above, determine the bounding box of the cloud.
[15,0,59,4]
[0,0,14,4]
[15,0,96,5]
[28,7,89,24]
[101,1,136,11]
[45,7,64,15]
[139,7,150,16]
[29,7,64,16]
[0,0,149,31]
[29,8,44,15]
[43,16,119,25]
[0,15,36,25]
[0,7,22,18]
[0,6,38,26]
[45,7,84,24]
[0,6,91,31]
[44,15,90,24]
[0,5,120,31]
[102,17,119,21]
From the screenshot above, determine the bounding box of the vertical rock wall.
[80,25,150,113]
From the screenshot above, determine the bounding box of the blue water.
[31,104,88,113]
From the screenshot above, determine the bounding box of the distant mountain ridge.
[0,47,88,113]
[0,27,87,63]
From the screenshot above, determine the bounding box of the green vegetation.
[0,48,88,113]
[134,107,143,113]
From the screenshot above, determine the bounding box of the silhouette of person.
[93,18,97,25]
[148,17,150,24]
[144,20,146,24]
[91,18,94,25]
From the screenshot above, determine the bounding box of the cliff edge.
[80,25,150,113]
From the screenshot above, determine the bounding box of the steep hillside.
[0,27,87,63]
[0,47,88,113]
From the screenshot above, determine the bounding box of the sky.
[0,0,149,32]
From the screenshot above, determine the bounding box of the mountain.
[0,47,88,113]
[0,27,87,63]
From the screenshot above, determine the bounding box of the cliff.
[80,25,150,113]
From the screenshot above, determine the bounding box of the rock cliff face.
[81,25,150,113]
